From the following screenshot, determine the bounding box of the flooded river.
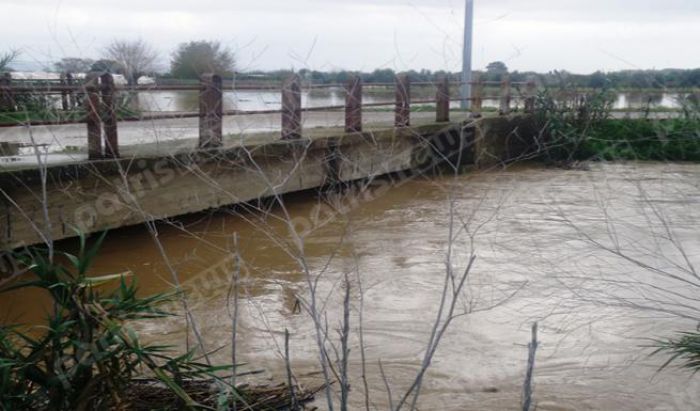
[2,162,699,410]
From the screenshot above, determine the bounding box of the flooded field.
[2,162,699,410]
[135,88,692,113]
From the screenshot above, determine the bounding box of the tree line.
[2,40,235,86]
[287,61,700,89]
[2,42,699,89]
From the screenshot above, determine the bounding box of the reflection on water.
[613,91,681,110]
[2,163,699,410]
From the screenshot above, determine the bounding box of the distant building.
[8,72,61,80]
[9,72,154,85]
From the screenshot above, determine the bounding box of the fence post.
[100,73,119,158]
[499,74,511,115]
[281,74,302,140]
[199,73,223,148]
[85,73,102,160]
[0,73,13,112]
[436,75,450,123]
[345,75,362,133]
[395,73,410,128]
[525,79,537,113]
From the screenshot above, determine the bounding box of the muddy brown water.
[2,162,700,410]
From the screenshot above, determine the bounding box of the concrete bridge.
[0,73,537,250]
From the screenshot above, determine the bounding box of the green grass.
[0,107,142,125]
[0,110,86,124]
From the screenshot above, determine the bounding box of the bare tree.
[103,39,158,85]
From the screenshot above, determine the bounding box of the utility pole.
[460,0,474,110]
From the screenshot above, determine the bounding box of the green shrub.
[582,118,700,161]
[534,88,615,163]
[534,87,700,162]
[0,231,232,410]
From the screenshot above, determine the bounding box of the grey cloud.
[0,0,698,73]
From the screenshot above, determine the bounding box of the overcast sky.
[1,0,699,74]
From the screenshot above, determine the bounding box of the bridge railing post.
[60,73,70,111]
[499,74,511,115]
[436,75,450,123]
[199,73,223,148]
[100,73,119,158]
[345,75,362,133]
[395,73,410,128]
[0,73,13,112]
[281,74,302,139]
[470,72,482,118]
[525,78,537,113]
[66,72,76,109]
[66,73,77,109]
[84,73,102,160]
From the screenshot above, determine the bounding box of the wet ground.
[2,162,699,410]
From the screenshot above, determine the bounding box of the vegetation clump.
[654,332,700,372]
[534,87,700,164]
[0,232,316,410]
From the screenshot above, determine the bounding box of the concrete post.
[499,74,511,115]
[345,75,362,133]
[470,71,482,118]
[281,74,302,140]
[395,73,410,128]
[460,0,474,110]
[100,73,119,158]
[0,73,13,112]
[66,73,75,109]
[199,73,223,148]
[60,73,69,111]
[84,73,102,160]
[436,75,450,123]
[525,79,537,113]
